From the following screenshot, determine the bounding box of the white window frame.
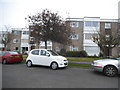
[13,39,19,43]
[105,23,111,29]
[71,34,79,40]
[70,22,79,28]
[13,31,20,35]
[23,31,29,35]
[70,46,78,51]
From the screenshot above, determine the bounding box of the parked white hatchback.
[26,49,68,70]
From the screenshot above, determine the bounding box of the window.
[22,47,28,51]
[70,46,78,51]
[30,37,35,41]
[31,50,39,55]
[85,21,99,27]
[105,23,111,29]
[13,31,20,35]
[70,22,79,28]
[8,51,19,54]
[13,39,19,43]
[71,34,78,40]
[47,50,58,56]
[15,47,18,50]
[41,50,47,56]
[23,31,29,35]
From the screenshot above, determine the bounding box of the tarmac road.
[2,63,119,88]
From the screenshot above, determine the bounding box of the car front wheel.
[51,62,58,70]
[103,66,117,77]
[26,61,32,67]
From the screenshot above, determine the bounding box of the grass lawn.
[69,63,92,68]
[67,57,100,68]
[67,57,100,62]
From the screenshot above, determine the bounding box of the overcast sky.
[0,0,120,30]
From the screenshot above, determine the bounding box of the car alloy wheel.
[27,61,32,67]
[51,62,58,70]
[104,66,117,77]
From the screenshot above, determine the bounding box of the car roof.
[31,49,51,51]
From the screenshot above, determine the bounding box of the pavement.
[68,60,92,64]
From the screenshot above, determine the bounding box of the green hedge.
[66,50,88,57]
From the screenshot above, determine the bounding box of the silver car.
[92,58,120,77]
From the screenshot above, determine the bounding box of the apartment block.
[53,17,119,57]
[100,19,118,57]
[7,28,22,51]
[20,28,30,53]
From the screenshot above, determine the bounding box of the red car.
[0,51,23,64]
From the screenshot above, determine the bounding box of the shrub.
[66,50,88,57]
[66,51,80,57]
[79,50,88,57]
[59,48,66,56]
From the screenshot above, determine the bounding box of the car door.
[30,50,40,65]
[39,50,51,66]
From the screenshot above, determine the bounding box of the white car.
[92,58,120,77]
[26,49,68,70]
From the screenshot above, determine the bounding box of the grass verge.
[67,57,100,62]
[69,63,92,68]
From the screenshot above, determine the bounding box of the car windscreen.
[111,58,120,60]
[47,50,59,56]
[8,51,19,55]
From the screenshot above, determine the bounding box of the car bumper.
[91,64,103,72]
[7,58,23,63]
[58,62,68,68]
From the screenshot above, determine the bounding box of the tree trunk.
[35,41,40,49]
[45,40,47,49]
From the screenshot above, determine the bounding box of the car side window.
[41,50,47,56]
[31,50,39,55]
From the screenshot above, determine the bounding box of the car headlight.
[64,60,68,61]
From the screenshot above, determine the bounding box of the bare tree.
[26,9,72,49]
[2,25,11,50]
[92,31,120,58]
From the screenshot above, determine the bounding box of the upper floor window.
[13,39,19,43]
[85,21,99,27]
[105,23,111,29]
[23,31,29,35]
[71,34,79,40]
[70,22,79,28]
[30,37,35,41]
[13,31,20,35]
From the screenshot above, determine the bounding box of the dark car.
[0,51,23,64]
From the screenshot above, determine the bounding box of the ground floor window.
[22,47,28,54]
[84,46,100,56]
[70,46,78,51]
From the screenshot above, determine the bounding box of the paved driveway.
[2,63,119,88]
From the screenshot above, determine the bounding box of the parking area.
[2,63,119,88]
